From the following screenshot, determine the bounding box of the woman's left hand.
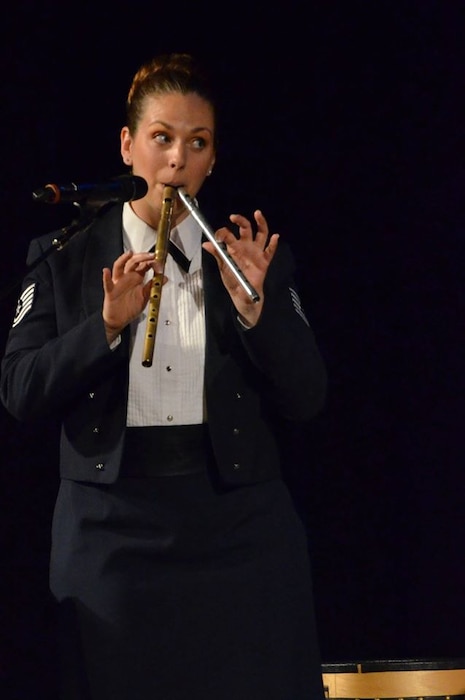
[203,209,279,327]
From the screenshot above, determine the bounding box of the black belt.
[121,424,211,477]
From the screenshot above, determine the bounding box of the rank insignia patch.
[12,283,36,328]
[289,286,309,327]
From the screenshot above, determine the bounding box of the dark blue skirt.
[50,428,324,700]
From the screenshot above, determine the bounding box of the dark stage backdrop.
[1,1,464,696]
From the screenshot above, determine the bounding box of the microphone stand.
[0,202,106,301]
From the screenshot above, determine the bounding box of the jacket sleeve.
[0,236,124,422]
[236,242,327,422]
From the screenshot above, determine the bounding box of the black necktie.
[148,241,190,273]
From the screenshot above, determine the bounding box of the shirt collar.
[122,202,203,269]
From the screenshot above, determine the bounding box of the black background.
[1,1,464,696]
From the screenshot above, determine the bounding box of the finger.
[150,260,166,275]
[253,209,269,246]
[229,214,253,236]
[112,251,133,277]
[202,241,222,262]
[130,252,156,264]
[142,279,155,304]
[265,232,280,261]
[102,267,114,294]
[124,253,155,274]
[214,226,235,246]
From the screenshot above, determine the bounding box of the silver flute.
[177,187,260,303]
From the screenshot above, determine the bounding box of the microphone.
[32,174,148,204]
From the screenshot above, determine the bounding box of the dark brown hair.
[126,53,217,137]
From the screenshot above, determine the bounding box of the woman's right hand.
[102,251,162,344]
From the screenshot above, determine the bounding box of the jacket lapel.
[81,204,124,317]
[80,204,131,354]
[203,249,233,385]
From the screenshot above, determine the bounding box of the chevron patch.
[12,283,36,328]
[289,286,309,326]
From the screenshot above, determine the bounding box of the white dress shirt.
[122,202,206,426]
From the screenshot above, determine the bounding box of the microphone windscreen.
[115,174,148,201]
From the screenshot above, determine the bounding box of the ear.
[120,126,133,166]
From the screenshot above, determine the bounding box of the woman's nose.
[168,144,185,169]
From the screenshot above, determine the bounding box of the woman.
[1,53,327,699]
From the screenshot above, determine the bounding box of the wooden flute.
[141,185,176,367]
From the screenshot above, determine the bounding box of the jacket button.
[233,463,240,470]
[236,392,242,399]
[88,392,95,399]
[92,427,100,433]
[233,428,240,435]
[95,463,104,470]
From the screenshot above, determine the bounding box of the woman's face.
[120,91,216,228]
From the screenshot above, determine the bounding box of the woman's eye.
[192,137,207,150]
[154,133,170,144]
